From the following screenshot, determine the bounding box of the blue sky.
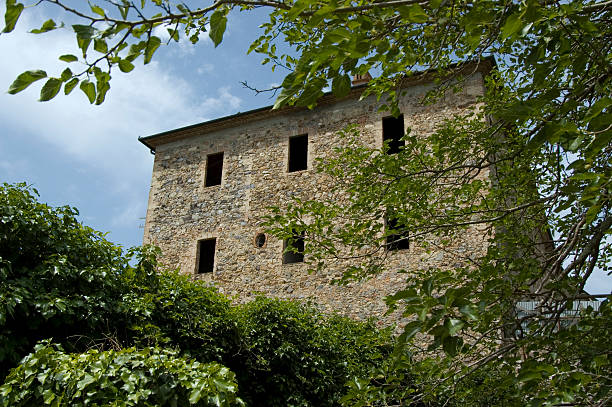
[1,3,609,294]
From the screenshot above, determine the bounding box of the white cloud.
[197,63,214,74]
[0,10,242,172]
[200,86,242,112]
[111,198,146,228]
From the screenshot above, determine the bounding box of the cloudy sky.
[1,3,609,294]
[0,3,283,248]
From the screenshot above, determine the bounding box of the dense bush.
[118,248,237,364]
[0,183,393,406]
[231,298,392,406]
[0,342,241,406]
[0,182,128,375]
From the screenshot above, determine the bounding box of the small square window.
[283,230,305,264]
[382,115,404,154]
[288,134,308,172]
[197,238,216,273]
[386,216,409,251]
[205,152,224,187]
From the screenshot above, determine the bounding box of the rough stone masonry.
[140,62,492,327]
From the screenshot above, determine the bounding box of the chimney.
[351,72,372,86]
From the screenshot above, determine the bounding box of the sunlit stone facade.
[141,63,491,325]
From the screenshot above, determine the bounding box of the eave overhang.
[138,58,496,153]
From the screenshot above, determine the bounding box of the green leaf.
[80,80,96,104]
[442,336,462,357]
[405,4,428,23]
[72,24,95,40]
[90,4,106,17]
[213,378,235,392]
[118,5,128,20]
[30,19,59,34]
[59,54,79,63]
[94,38,108,54]
[144,36,161,64]
[422,277,434,296]
[287,0,310,20]
[273,87,296,110]
[95,75,110,105]
[3,0,24,33]
[60,68,72,82]
[501,13,523,40]
[584,97,612,123]
[585,132,612,159]
[43,389,55,404]
[167,28,179,42]
[126,41,145,62]
[332,74,351,98]
[73,25,95,56]
[209,10,227,47]
[39,78,62,102]
[189,388,202,404]
[64,78,79,95]
[459,304,479,321]
[296,81,324,107]
[8,70,47,94]
[118,59,134,73]
[518,367,542,383]
[401,320,422,340]
[445,318,464,336]
[77,374,95,390]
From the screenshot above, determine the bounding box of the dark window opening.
[205,152,224,186]
[255,233,266,248]
[288,134,308,172]
[386,216,409,251]
[283,230,305,264]
[382,115,405,154]
[197,238,216,274]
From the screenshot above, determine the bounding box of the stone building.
[139,61,493,323]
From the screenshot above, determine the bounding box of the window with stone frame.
[283,230,305,264]
[288,134,308,172]
[382,114,405,154]
[386,214,409,251]
[197,238,216,273]
[205,152,224,186]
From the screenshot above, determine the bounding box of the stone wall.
[143,71,490,327]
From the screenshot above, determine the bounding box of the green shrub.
[120,260,238,363]
[231,297,393,406]
[0,183,128,376]
[0,342,242,407]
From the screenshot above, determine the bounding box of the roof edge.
[139,57,496,151]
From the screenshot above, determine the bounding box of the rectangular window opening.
[386,216,409,251]
[205,152,224,187]
[288,134,308,172]
[197,238,216,274]
[382,115,405,154]
[283,230,305,264]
